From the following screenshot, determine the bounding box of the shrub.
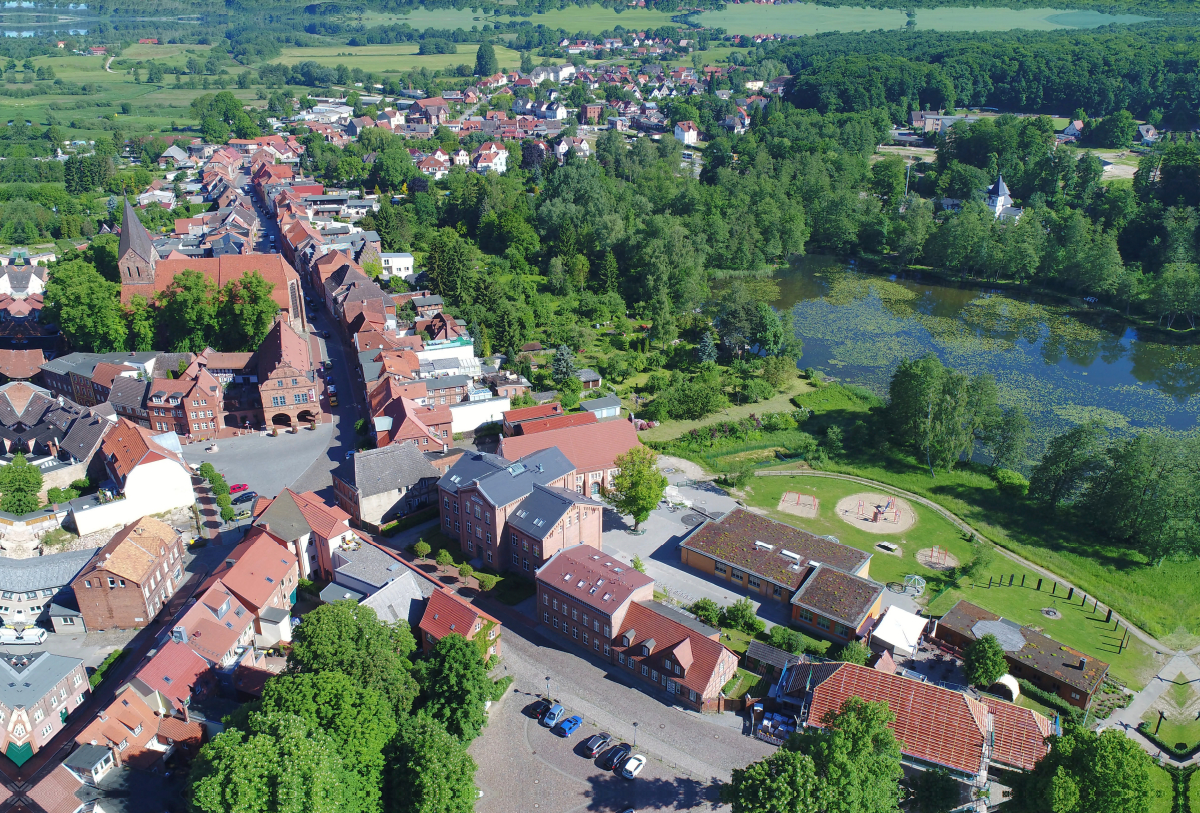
[413,541,431,560]
[690,597,721,627]
[833,640,871,665]
[768,625,806,655]
[720,597,765,636]
[435,549,454,570]
[631,555,646,573]
[477,573,499,591]
[744,377,776,403]
[992,468,1030,496]
[718,468,753,488]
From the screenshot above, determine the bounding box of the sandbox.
[777,491,819,519]
[835,492,917,534]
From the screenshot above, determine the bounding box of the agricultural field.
[270,42,525,73]
[743,473,1161,690]
[492,6,677,31]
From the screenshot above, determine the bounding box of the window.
[603,624,610,636]
[544,612,550,623]
[571,609,577,620]
[664,659,672,671]
[618,652,625,664]
[467,539,474,552]
[444,497,450,509]
[543,594,549,605]
[689,690,698,702]
[748,577,761,589]
[523,559,529,571]
[454,521,460,533]
[511,533,519,546]
[593,639,599,651]
[603,644,610,656]
[817,616,831,631]
[592,620,599,632]
[641,665,648,676]
[42,724,54,737]
[773,585,782,597]
[552,598,558,610]
[453,502,459,514]
[73,674,82,686]
[572,627,578,639]
[714,562,727,575]
[77,694,86,704]
[553,618,559,629]
[513,553,520,565]
[33,709,43,722]
[486,551,493,563]
[797,608,813,622]
[107,578,116,587]
[466,521,472,534]
[731,570,743,581]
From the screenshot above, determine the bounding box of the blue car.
[555,715,583,737]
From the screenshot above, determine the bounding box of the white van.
[0,626,48,645]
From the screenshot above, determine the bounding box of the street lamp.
[632,721,638,747]
[545,675,551,700]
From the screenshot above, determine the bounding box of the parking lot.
[473,686,723,813]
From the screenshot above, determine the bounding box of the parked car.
[233,491,258,505]
[541,703,565,728]
[0,626,47,645]
[583,733,612,757]
[230,483,249,494]
[234,509,252,521]
[601,743,631,770]
[329,394,338,406]
[620,755,646,779]
[327,385,336,395]
[555,716,582,737]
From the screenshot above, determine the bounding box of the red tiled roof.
[27,765,83,813]
[787,661,993,775]
[516,411,597,435]
[611,601,736,698]
[76,688,160,768]
[498,419,640,474]
[0,348,45,380]
[175,579,254,664]
[134,640,212,712]
[90,362,137,388]
[207,527,296,613]
[420,588,496,641]
[156,715,205,751]
[536,544,653,614]
[504,403,562,423]
[983,697,1053,771]
[122,254,300,318]
[287,489,352,540]
[101,418,186,482]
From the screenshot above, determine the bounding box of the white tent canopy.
[871,606,928,657]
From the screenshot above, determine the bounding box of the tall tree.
[217,271,278,351]
[1009,728,1154,813]
[0,452,42,514]
[386,714,478,813]
[42,259,127,352]
[720,748,820,813]
[605,446,667,531]
[792,697,904,813]
[425,228,473,305]
[157,268,216,353]
[979,405,1031,470]
[124,294,156,351]
[1027,421,1106,508]
[413,634,497,742]
[962,633,1007,687]
[474,41,499,78]
[550,344,576,383]
[288,602,419,716]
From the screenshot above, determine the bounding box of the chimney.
[1080,657,1088,670]
[263,523,269,532]
[442,443,448,453]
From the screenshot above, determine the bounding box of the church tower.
[117,198,157,286]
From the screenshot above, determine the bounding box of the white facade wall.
[449,396,511,433]
[70,459,194,536]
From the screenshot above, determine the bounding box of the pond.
[695,4,1154,35]
[774,257,1200,453]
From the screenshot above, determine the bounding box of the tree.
[963,633,1007,687]
[762,355,796,390]
[550,344,576,384]
[412,634,496,741]
[157,268,216,353]
[697,331,718,363]
[909,768,960,813]
[690,598,721,627]
[387,714,478,813]
[1087,110,1137,149]
[833,640,870,666]
[791,697,904,813]
[288,602,418,716]
[474,41,498,77]
[255,673,397,813]
[43,259,127,352]
[217,271,278,351]
[435,548,454,573]
[557,375,583,410]
[721,597,765,636]
[720,748,819,813]
[1009,728,1154,813]
[425,228,472,305]
[605,446,667,531]
[769,625,807,655]
[0,453,42,514]
[631,554,646,573]
[1027,421,1106,508]
[124,294,156,351]
[979,405,1030,470]
[414,540,431,561]
[189,712,356,813]
[457,562,474,582]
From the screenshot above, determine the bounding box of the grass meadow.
[271,43,525,74]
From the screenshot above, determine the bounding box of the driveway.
[470,614,773,813]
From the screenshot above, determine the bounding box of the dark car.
[601,743,632,771]
[583,733,612,758]
[233,491,258,505]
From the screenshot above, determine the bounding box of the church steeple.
[117,197,157,285]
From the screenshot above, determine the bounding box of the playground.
[835,492,916,533]
[916,546,960,572]
[776,491,819,518]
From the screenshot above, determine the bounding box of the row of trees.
[190,601,504,813]
[723,695,1156,813]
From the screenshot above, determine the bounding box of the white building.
[380,253,415,280]
[674,120,700,146]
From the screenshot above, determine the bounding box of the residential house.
[74,687,204,771]
[933,600,1109,708]
[121,639,215,719]
[253,488,357,580]
[1,548,97,630]
[333,440,443,530]
[71,516,185,631]
[379,252,415,280]
[0,651,89,766]
[502,403,563,436]
[419,587,502,660]
[674,120,700,145]
[680,509,884,643]
[205,528,299,646]
[437,448,603,573]
[168,580,255,669]
[779,659,1052,780]
[498,417,641,498]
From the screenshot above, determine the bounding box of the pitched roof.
[207,528,296,613]
[122,254,299,317]
[983,696,1054,771]
[682,508,871,588]
[360,568,437,626]
[174,579,254,664]
[536,544,653,613]
[108,375,149,410]
[80,516,178,584]
[498,418,639,474]
[0,347,45,379]
[101,418,186,482]
[0,650,83,709]
[257,317,313,379]
[790,564,884,629]
[515,411,597,435]
[131,639,212,712]
[255,489,351,542]
[0,547,98,593]
[509,484,602,540]
[27,764,85,813]
[612,601,734,697]
[466,447,575,508]
[119,197,156,264]
[420,587,496,641]
[345,440,442,498]
[75,687,159,763]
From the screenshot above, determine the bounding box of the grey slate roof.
[412,295,444,307]
[360,569,433,627]
[39,352,157,378]
[59,413,112,463]
[331,543,412,591]
[508,484,601,541]
[48,586,81,618]
[470,447,575,509]
[580,394,621,412]
[426,374,470,391]
[66,742,111,772]
[0,650,84,708]
[437,451,510,495]
[577,368,601,383]
[108,376,149,410]
[320,582,366,603]
[119,197,156,264]
[0,547,98,593]
[254,492,315,541]
[348,441,441,499]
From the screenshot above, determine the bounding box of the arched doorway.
[297,410,316,424]
[271,413,293,427]
[225,414,241,428]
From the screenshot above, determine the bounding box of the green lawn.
[722,667,772,700]
[1190,769,1200,813]
[743,474,1159,690]
[637,377,811,443]
[271,43,524,73]
[1148,764,1174,813]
